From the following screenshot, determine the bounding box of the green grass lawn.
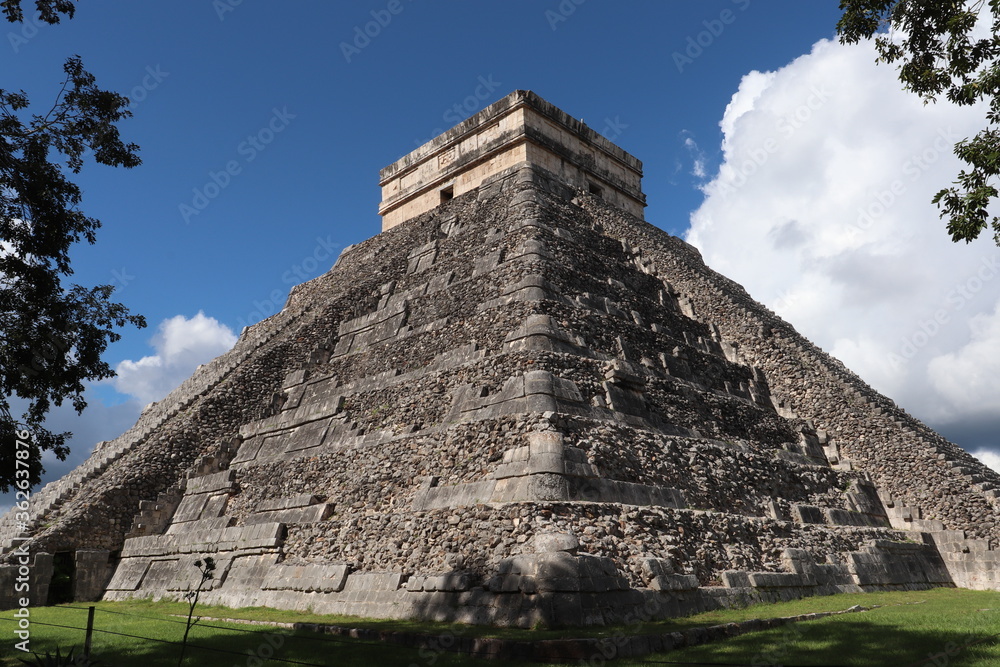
[2,588,1000,666]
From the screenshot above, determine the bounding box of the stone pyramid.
[3,90,1000,628]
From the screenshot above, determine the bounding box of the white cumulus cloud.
[113,311,237,404]
[686,36,1000,448]
[973,449,1000,475]
[928,301,1000,421]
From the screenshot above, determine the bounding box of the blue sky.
[4,1,999,500]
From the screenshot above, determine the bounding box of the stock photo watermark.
[110,267,135,292]
[751,621,807,667]
[179,106,296,224]
[673,0,751,73]
[920,620,1000,667]
[237,632,285,667]
[545,0,587,31]
[888,254,1000,369]
[125,65,170,109]
[600,115,628,142]
[406,622,469,667]
[235,235,341,330]
[214,0,245,21]
[11,428,33,653]
[340,0,415,63]
[714,82,831,197]
[6,13,46,53]
[849,127,961,240]
[413,75,502,146]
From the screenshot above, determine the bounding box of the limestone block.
[721,570,751,588]
[564,461,599,478]
[172,494,209,523]
[489,477,525,503]
[790,504,826,525]
[201,494,229,519]
[650,574,699,591]
[527,453,565,475]
[282,369,309,389]
[637,557,675,584]
[167,555,230,592]
[524,370,557,397]
[427,270,455,293]
[122,534,176,558]
[283,419,334,454]
[492,463,525,480]
[781,548,816,575]
[230,436,265,465]
[526,393,558,413]
[235,522,285,550]
[257,494,319,512]
[105,558,151,591]
[933,530,968,542]
[244,503,335,525]
[535,552,580,591]
[142,560,180,591]
[498,554,538,577]
[531,533,579,554]
[527,473,569,501]
[603,382,647,416]
[420,572,473,592]
[527,431,563,455]
[166,516,234,535]
[748,572,816,588]
[342,572,404,592]
[186,470,236,495]
[261,563,348,593]
[503,314,580,354]
[472,250,504,277]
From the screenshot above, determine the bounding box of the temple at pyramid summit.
[5,90,1000,628]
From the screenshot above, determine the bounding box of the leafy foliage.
[1,9,144,492]
[838,0,1000,245]
[1,0,76,25]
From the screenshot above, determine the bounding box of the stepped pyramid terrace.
[3,90,1000,628]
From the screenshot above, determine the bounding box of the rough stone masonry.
[3,90,1000,627]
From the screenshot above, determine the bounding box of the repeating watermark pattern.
[714,83,831,197]
[848,127,961,241]
[214,0,245,21]
[235,235,341,330]
[11,428,33,653]
[888,254,1000,369]
[6,13,47,53]
[235,632,285,666]
[751,621,807,666]
[599,115,628,142]
[920,619,1000,667]
[413,75,502,147]
[406,623,469,667]
[110,267,136,292]
[577,597,664,665]
[77,66,169,165]
[340,0,415,63]
[179,106,296,224]
[126,65,170,109]
[673,0,751,73]
[545,0,586,31]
